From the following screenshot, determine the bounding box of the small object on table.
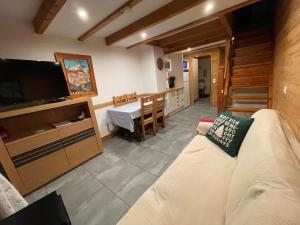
[77,111,86,120]
[196,119,215,135]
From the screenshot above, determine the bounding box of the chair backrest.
[155,92,166,112]
[141,95,155,119]
[113,95,127,106]
[126,92,137,103]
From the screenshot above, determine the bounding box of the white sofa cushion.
[118,135,236,225]
[225,109,300,225]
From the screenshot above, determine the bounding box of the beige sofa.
[117,110,300,225]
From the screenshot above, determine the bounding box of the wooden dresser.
[0,98,102,195]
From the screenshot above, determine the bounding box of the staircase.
[224,26,273,113]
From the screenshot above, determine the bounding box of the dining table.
[107,100,142,141]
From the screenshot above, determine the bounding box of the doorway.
[198,56,212,101]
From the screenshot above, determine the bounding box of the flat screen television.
[0,58,69,109]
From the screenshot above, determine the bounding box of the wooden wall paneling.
[78,0,143,41]
[106,0,206,45]
[218,14,233,37]
[273,0,300,141]
[33,0,67,34]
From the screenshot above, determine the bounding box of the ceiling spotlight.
[187,48,191,52]
[141,32,147,39]
[204,2,215,13]
[77,8,89,21]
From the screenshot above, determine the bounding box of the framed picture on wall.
[55,52,98,98]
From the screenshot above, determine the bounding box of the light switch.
[212,78,216,84]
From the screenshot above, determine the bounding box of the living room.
[0,0,300,225]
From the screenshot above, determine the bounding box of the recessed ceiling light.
[77,8,89,21]
[187,48,191,52]
[141,32,147,39]
[204,2,215,13]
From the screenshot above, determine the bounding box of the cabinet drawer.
[65,136,100,167]
[6,129,60,157]
[17,150,69,192]
[58,118,93,138]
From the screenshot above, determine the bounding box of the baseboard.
[101,129,119,142]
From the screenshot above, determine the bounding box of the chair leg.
[142,124,146,141]
[153,121,156,136]
[155,118,158,133]
[162,116,165,128]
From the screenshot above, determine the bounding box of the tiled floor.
[26,97,217,225]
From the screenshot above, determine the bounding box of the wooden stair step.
[236,34,272,48]
[230,85,271,89]
[234,42,273,57]
[231,76,271,87]
[228,95,270,100]
[236,26,272,39]
[226,107,263,113]
[232,63,273,77]
[232,53,273,67]
[232,62,272,69]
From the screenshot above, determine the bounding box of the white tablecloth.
[107,101,141,132]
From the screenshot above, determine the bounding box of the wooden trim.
[78,0,143,41]
[218,14,233,37]
[106,0,206,46]
[101,130,119,142]
[127,0,262,49]
[33,0,67,34]
[94,101,114,110]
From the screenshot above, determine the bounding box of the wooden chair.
[113,95,127,106]
[126,92,137,103]
[140,95,156,141]
[154,92,166,132]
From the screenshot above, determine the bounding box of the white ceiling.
[0,0,250,48]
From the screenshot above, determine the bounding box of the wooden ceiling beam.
[127,0,262,49]
[33,0,67,34]
[78,0,143,41]
[164,34,227,54]
[105,0,207,46]
[157,19,222,47]
[218,14,233,37]
[163,28,226,49]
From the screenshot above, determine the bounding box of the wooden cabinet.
[0,98,103,195]
[165,87,184,115]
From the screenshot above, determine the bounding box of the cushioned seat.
[118,135,236,225]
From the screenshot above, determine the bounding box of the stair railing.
[221,38,234,111]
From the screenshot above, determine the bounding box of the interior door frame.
[188,52,213,106]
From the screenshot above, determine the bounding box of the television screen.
[182,60,189,71]
[0,58,69,108]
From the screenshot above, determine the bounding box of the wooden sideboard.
[165,87,184,116]
[0,98,103,195]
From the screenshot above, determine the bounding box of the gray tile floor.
[26,97,217,225]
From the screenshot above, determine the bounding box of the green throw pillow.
[205,112,254,157]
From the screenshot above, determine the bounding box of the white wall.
[192,58,199,101]
[153,47,167,92]
[167,52,184,88]
[0,20,148,137]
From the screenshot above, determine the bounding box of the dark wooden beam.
[219,14,232,37]
[157,19,222,47]
[163,28,226,50]
[78,0,143,41]
[127,0,262,49]
[33,0,67,34]
[105,0,207,45]
[164,34,227,54]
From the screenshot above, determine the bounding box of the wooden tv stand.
[0,98,103,195]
